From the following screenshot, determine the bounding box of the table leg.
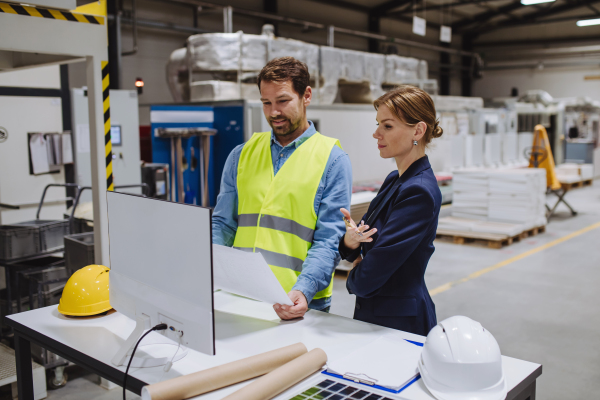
[14,333,34,400]
[6,267,12,315]
[16,272,22,313]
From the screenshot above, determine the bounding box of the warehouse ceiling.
[310,0,600,41]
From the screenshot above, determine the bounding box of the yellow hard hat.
[58,265,112,316]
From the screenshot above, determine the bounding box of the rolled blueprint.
[222,348,328,400]
[141,343,307,400]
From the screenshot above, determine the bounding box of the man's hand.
[273,290,308,320]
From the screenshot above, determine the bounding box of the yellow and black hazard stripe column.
[102,61,114,191]
[0,2,104,24]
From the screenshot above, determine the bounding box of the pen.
[343,216,364,237]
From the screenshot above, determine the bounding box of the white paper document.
[326,334,423,391]
[29,133,50,175]
[212,245,293,306]
[62,132,73,164]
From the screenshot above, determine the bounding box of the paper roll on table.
[223,348,328,400]
[141,343,308,400]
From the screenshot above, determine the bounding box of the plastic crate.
[64,232,95,275]
[24,265,69,295]
[9,220,70,253]
[0,226,41,261]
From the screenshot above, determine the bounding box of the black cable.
[123,323,168,400]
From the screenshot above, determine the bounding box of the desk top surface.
[7,291,541,400]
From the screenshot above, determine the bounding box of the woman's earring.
[413,140,418,146]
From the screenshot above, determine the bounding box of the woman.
[339,85,443,336]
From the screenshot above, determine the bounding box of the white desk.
[7,292,541,400]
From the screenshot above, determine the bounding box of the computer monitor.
[106,191,215,365]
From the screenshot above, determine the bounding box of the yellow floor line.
[429,220,600,297]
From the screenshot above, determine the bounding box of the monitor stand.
[111,314,188,368]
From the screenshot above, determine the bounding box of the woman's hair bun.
[432,123,443,139]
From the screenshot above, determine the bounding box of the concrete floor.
[7,183,600,400]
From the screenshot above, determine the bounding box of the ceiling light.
[521,0,555,5]
[577,18,600,26]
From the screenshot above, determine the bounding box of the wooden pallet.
[436,225,546,249]
[561,179,593,190]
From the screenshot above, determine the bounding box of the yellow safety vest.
[233,131,340,300]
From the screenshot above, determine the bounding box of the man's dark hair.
[257,57,310,97]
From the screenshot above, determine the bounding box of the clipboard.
[322,339,424,394]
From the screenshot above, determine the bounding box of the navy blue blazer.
[340,156,441,336]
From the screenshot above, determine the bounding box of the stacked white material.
[446,169,547,234]
[268,37,320,78]
[433,96,484,111]
[487,169,547,227]
[320,47,386,104]
[168,31,431,104]
[502,133,519,164]
[189,81,260,102]
[517,132,534,164]
[383,55,421,83]
[451,171,489,220]
[187,33,244,71]
[166,48,189,102]
[556,163,594,181]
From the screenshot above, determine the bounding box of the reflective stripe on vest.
[233,131,340,299]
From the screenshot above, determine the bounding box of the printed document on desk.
[326,334,423,391]
[212,245,294,306]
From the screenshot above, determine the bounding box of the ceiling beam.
[392,0,502,13]
[469,0,600,33]
[370,0,414,16]
[307,0,370,13]
[451,0,524,31]
[474,34,600,47]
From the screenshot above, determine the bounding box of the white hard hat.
[418,316,507,400]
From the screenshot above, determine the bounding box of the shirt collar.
[271,121,316,149]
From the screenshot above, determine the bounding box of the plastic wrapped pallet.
[190,81,240,102]
[166,48,190,102]
[433,96,484,111]
[189,81,260,102]
[187,33,242,71]
[451,169,547,228]
[383,55,421,83]
[319,46,344,104]
[269,38,319,74]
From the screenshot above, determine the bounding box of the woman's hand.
[340,208,377,250]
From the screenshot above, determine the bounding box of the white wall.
[473,66,600,101]
[0,65,60,88]
[0,65,66,224]
[0,96,66,224]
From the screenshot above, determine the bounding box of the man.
[212,57,352,320]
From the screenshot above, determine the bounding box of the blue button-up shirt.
[212,121,352,310]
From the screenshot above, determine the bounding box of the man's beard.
[269,116,302,138]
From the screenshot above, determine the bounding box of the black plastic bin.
[0,225,41,261]
[64,232,95,275]
[8,219,70,253]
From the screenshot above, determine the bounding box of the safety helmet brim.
[418,356,508,400]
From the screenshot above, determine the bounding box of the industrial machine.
[561,97,600,168]
[71,89,143,203]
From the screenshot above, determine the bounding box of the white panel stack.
[445,169,547,235]
[452,171,488,220]
[487,169,547,227]
[555,163,594,181]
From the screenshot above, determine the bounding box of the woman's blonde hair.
[373,85,443,146]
